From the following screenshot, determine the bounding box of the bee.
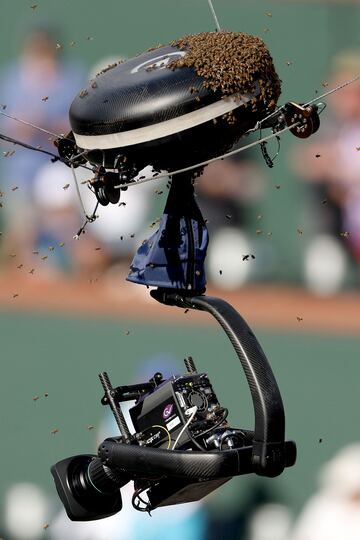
[43,524,50,530]
[315,154,321,158]
[41,256,48,261]
[33,396,40,401]
[184,309,189,314]
[87,425,94,430]
[48,246,55,252]
[340,231,350,238]
[29,268,35,274]
[30,4,38,9]
[296,316,303,322]
[219,270,223,275]
[69,41,76,47]
[125,330,130,336]
[225,214,232,220]
[17,264,23,269]
[11,186,18,191]
[297,228,303,235]
[59,242,65,247]
[94,247,101,251]
[242,254,255,261]
[51,429,59,435]
[62,184,70,190]
[79,89,89,99]
[12,293,19,299]
[41,96,49,102]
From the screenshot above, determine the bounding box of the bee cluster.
[168,31,281,112]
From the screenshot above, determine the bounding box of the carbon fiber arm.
[151,290,289,477]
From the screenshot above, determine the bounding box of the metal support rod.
[99,371,132,443]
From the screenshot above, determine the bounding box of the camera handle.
[151,289,288,477]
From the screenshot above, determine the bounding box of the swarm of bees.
[169,31,281,113]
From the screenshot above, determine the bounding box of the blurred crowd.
[1,26,358,296]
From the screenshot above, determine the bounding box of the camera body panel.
[130,372,223,450]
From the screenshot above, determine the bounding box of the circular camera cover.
[70,32,280,171]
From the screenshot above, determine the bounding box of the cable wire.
[172,406,197,450]
[207,0,221,31]
[0,132,94,172]
[0,110,73,141]
[114,120,301,190]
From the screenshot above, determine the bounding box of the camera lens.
[51,455,129,521]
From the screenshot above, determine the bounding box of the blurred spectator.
[291,443,360,540]
[196,155,265,289]
[32,161,105,277]
[0,24,85,269]
[293,51,360,294]
[248,503,292,540]
[4,482,50,540]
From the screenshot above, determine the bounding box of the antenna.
[207,0,221,31]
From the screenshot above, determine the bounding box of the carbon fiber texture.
[190,296,285,444]
[99,438,254,479]
[70,45,218,136]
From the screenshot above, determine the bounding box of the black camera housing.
[51,292,296,521]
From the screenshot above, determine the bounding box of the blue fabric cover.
[127,212,208,291]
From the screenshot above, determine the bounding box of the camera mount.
[51,168,296,520]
